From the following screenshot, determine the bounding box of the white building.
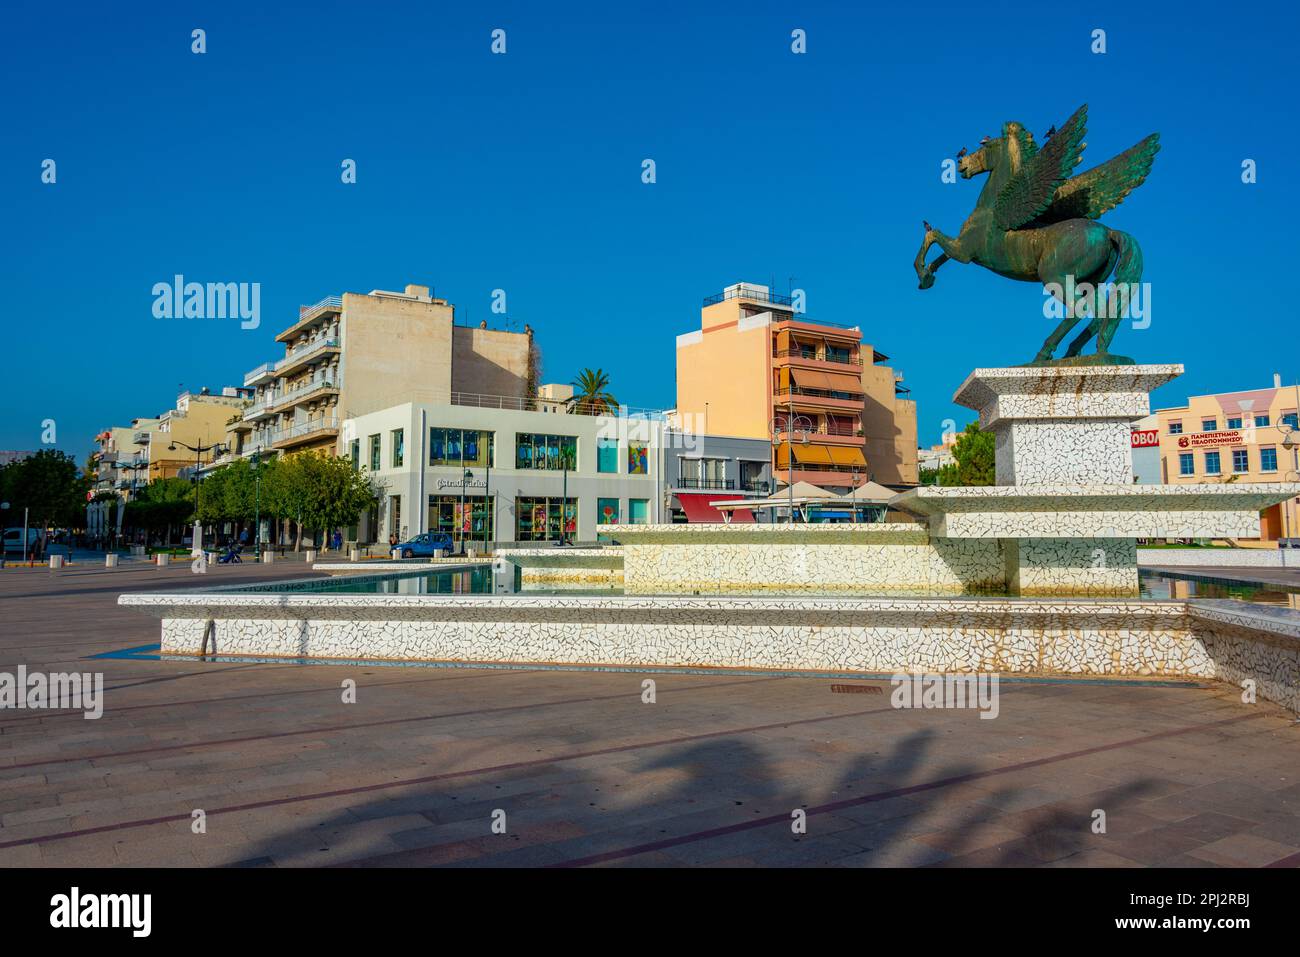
[343,401,665,545]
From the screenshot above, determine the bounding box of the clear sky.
[4,0,1297,463]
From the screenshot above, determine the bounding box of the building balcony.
[773,348,863,367]
[771,316,862,340]
[276,297,343,344]
[133,430,152,445]
[270,380,340,413]
[243,362,278,387]
[773,387,865,413]
[773,466,870,488]
[674,478,736,491]
[275,338,340,377]
[243,396,279,421]
[269,416,340,451]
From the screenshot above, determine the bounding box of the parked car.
[393,532,456,558]
[2,528,41,554]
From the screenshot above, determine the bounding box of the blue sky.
[4,0,1297,463]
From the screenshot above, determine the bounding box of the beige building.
[147,388,251,480]
[231,283,536,460]
[675,283,918,491]
[1151,376,1300,541]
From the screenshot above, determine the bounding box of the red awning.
[677,493,755,524]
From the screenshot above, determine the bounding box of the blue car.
[394,532,456,558]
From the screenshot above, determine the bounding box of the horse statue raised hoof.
[913,104,1159,366]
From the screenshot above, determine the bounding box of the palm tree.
[567,368,618,416]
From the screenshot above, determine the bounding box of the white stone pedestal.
[892,363,1300,597]
[953,365,1182,485]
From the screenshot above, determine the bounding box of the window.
[1282,412,1298,429]
[1227,417,1242,430]
[391,429,405,468]
[515,496,577,542]
[1232,448,1249,473]
[1261,447,1278,472]
[1255,414,1270,427]
[429,428,494,467]
[1201,419,1217,432]
[369,434,381,471]
[597,438,619,474]
[679,457,728,489]
[350,439,360,468]
[516,433,577,470]
[740,460,768,493]
[597,497,620,525]
[1204,451,1221,475]
[428,495,494,542]
[1178,453,1194,476]
[627,442,648,475]
[628,499,649,524]
[1168,421,1183,435]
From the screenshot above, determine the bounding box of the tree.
[0,450,89,529]
[262,453,377,550]
[937,423,995,486]
[567,368,618,415]
[125,477,195,543]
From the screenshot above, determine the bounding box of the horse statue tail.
[1098,229,1143,351]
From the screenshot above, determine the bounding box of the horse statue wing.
[1031,133,1161,224]
[993,104,1089,232]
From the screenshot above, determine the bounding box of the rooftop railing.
[449,391,669,420]
[299,296,343,319]
[703,288,794,307]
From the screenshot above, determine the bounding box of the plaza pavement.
[1,560,1298,868]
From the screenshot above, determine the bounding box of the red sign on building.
[1131,429,1160,448]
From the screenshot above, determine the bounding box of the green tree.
[567,368,618,415]
[126,477,195,544]
[0,450,89,529]
[937,423,995,486]
[261,453,376,550]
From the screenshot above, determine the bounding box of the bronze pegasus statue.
[914,105,1160,364]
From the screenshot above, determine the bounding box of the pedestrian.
[388,532,398,553]
[331,529,342,551]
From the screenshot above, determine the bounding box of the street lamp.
[771,403,813,524]
[461,467,472,554]
[168,438,227,550]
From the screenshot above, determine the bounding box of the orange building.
[1151,376,1300,542]
[675,283,918,491]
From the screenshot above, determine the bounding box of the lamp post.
[850,466,860,525]
[771,399,812,524]
[251,451,263,553]
[484,436,492,552]
[461,467,471,554]
[168,438,227,550]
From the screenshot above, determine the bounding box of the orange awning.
[791,368,864,395]
[828,446,868,467]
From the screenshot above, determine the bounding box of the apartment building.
[675,282,918,492]
[343,398,663,545]
[232,283,535,460]
[1152,376,1300,541]
[146,388,251,480]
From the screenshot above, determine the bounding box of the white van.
[2,528,41,554]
